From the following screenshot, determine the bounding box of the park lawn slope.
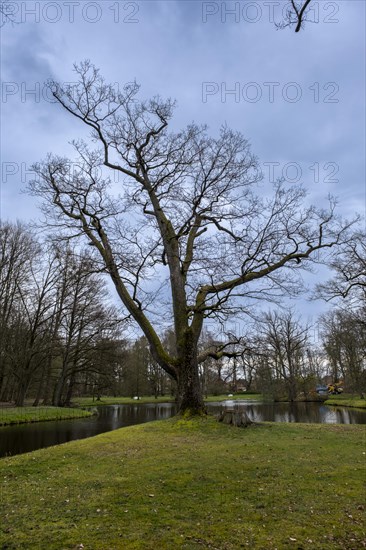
[0,406,92,426]
[1,417,365,550]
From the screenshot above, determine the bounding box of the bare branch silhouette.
[276,0,313,32]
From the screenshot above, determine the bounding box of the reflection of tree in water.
[331,406,366,425]
[214,401,366,425]
[2,403,365,458]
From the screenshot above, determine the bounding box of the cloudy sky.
[1,0,365,325]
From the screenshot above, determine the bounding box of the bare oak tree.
[29,62,354,414]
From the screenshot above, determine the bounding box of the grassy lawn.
[1,416,365,549]
[325,394,366,410]
[0,406,92,426]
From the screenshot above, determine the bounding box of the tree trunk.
[0,374,12,402]
[177,363,205,414]
[176,335,205,415]
[287,378,297,402]
[64,372,76,407]
[52,373,65,407]
[15,381,29,407]
[33,360,50,406]
[41,357,53,405]
[40,344,58,405]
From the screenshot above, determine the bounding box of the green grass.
[1,416,365,549]
[74,395,176,407]
[204,392,262,402]
[325,394,366,409]
[0,406,92,426]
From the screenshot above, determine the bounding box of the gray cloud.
[1,0,364,318]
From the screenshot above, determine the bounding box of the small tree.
[257,311,309,401]
[51,248,120,406]
[316,229,365,393]
[0,222,36,401]
[29,62,354,414]
[320,309,366,393]
[0,222,59,406]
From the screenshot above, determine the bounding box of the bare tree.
[315,230,366,307]
[50,248,120,407]
[0,223,125,406]
[0,222,33,398]
[29,63,355,414]
[257,310,309,401]
[320,308,366,393]
[12,251,61,407]
[0,222,48,405]
[315,229,365,393]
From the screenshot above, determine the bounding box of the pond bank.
[0,406,92,426]
[0,395,260,426]
[2,401,364,459]
[1,417,364,549]
[324,395,366,409]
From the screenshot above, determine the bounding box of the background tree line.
[0,221,124,406]
[0,221,182,406]
[1,220,364,407]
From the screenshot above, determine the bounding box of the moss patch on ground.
[1,416,365,549]
[0,406,92,426]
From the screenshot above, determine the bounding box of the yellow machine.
[327,382,344,395]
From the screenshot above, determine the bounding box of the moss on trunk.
[176,330,206,415]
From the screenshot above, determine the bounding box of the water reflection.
[99,402,176,431]
[0,401,365,458]
[0,403,177,458]
[208,400,366,425]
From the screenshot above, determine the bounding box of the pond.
[208,400,366,424]
[1,400,365,458]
